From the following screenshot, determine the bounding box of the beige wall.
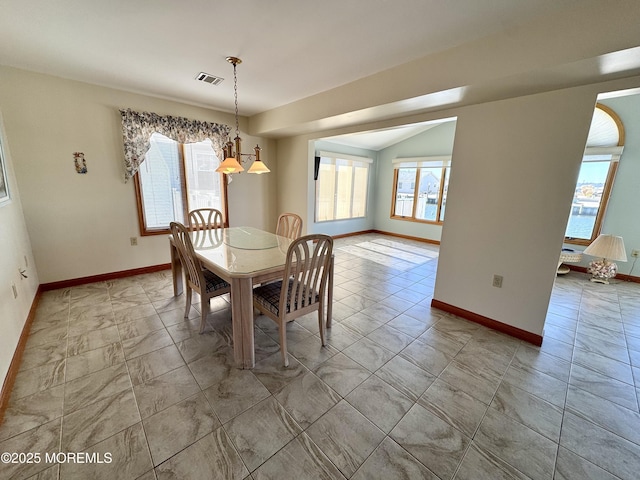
[0,66,277,284]
[434,87,597,336]
[274,135,309,232]
[275,77,640,337]
[0,112,39,389]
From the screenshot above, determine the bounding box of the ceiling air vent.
[195,72,224,86]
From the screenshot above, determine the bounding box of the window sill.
[390,216,443,226]
[140,228,171,237]
[564,238,592,247]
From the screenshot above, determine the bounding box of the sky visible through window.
[566,161,610,239]
[577,162,609,182]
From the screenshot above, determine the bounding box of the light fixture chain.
[233,62,239,138]
[215,56,269,174]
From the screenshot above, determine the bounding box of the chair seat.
[203,269,230,292]
[253,280,318,316]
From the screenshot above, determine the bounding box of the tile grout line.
[553,282,580,480]
[558,281,637,480]
[57,289,72,477]
[449,336,528,480]
[111,281,157,477]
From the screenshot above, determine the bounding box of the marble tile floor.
[2,233,640,479]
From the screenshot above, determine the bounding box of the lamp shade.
[583,234,627,262]
[247,160,270,174]
[215,156,244,174]
[247,144,270,174]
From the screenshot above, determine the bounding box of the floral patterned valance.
[120,109,231,182]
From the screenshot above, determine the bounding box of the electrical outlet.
[11,282,17,299]
[492,274,503,288]
[632,249,640,258]
[130,237,138,246]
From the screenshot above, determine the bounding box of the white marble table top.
[191,227,294,278]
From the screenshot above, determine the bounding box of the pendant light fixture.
[215,56,270,175]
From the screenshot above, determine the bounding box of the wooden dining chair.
[276,213,303,240]
[170,222,230,333]
[252,234,333,367]
[188,208,224,231]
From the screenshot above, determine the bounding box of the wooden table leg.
[170,241,183,296]
[231,277,255,368]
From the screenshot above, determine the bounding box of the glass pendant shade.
[247,160,270,174]
[215,156,244,174]
[247,144,270,174]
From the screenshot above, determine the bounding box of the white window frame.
[314,151,372,222]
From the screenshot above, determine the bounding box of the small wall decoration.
[74,152,88,174]
[0,133,10,206]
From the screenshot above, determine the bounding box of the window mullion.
[435,167,446,222]
[390,169,400,218]
[179,143,189,221]
[333,160,339,221]
[349,163,356,217]
[411,168,420,219]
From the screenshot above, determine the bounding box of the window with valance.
[120,109,230,182]
[120,109,231,235]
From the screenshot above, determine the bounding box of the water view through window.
[565,161,610,240]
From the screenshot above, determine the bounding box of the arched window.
[565,104,624,245]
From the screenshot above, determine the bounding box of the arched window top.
[565,103,625,245]
[586,103,625,148]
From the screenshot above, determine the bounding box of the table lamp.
[583,234,627,284]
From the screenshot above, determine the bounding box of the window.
[565,104,624,245]
[315,152,372,222]
[564,156,618,243]
[391,156,451,223]
[135,133,227,235]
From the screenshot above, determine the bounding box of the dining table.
[170,226,333,368]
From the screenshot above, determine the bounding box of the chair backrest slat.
[276,213,303,240]
[188,208,224,231]
[170,221,205,290]
[281,234,332,314]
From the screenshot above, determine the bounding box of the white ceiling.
[0,0,594,118]
[322,118,456,151]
